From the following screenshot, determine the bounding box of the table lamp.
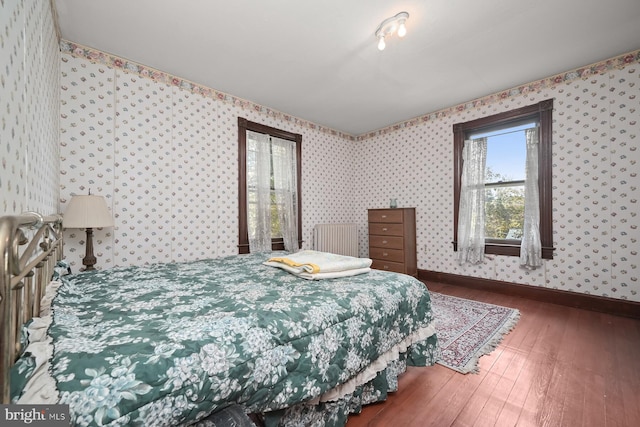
[63,194,114,271]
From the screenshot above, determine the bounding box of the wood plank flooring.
[346,282,640,427]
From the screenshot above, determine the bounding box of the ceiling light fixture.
[375,11,409,51]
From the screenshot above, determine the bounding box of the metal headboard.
[0,212,63,403]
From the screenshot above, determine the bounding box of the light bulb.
[377,35,386,51]
[397,21,407,38]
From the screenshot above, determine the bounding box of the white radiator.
[313,223,358,257]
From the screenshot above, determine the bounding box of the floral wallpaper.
[59,51,359,270]
[355,59,639,302]
[0,0,59,215]
[3,4,637,303]
[58,41,639,302]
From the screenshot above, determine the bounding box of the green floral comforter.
[13,253,438,426]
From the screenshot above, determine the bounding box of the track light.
[397,20,407,38]
[374,11,409,51]
[377,35,386,51]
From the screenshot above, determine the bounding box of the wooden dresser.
[368,208,417,276]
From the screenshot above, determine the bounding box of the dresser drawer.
[368,209,404,223]
[368,222,404,236]
[369,235,404,250]
[367,207,417,277]
[371,259,406,274]
[369,247,405,263]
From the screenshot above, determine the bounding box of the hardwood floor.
[346,282,640,427]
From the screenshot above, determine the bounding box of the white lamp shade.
[63,195,115,229]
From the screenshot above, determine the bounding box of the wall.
[59,43,359,269]
[355,52,640,302]
[59,42,639,303]
[0,0,60,215]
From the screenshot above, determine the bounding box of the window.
[238,118,302,254]
[453,99,554,259]
[477,120,531,241]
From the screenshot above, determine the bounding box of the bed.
[1,212,438,426]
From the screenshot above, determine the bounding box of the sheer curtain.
[246,130,272,252]
[457,137,487,265]
[520,127,542,269]
[271,136,299,252]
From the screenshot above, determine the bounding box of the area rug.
[430,292,520,374]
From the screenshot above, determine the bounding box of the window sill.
[453,241,554,259]
[237,239,303,255]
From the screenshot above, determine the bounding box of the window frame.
[452,99,554,259]
[238,117,302,254]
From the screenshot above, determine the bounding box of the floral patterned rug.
[430,292,520,374]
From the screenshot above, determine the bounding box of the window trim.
[453,99,554,259]
[238,117,302,254]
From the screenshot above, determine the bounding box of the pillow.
[10,351,36,403]
[10,323,58,404]
[52,259,71,280]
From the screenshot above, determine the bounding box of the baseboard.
[418,269,640,320]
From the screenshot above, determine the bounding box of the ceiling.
[54,0,640,136]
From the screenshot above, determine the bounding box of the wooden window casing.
[238,117,302,254]
[452,99,554,259]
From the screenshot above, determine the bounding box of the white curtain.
[520,127,542,269]
[247,130,272,252]
[457,137,487,265]
[271,136,299,252]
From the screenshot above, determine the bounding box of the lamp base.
[82,227,97,271]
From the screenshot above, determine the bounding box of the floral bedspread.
[12,252,437,426]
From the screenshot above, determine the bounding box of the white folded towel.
[264,250,372,280]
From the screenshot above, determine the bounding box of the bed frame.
[0,212,64,404]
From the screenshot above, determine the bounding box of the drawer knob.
[383,252,388,256]
[383,265,389,270]
[381,215,387,218]
[382,240,387,244]
[382,227,388,231]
